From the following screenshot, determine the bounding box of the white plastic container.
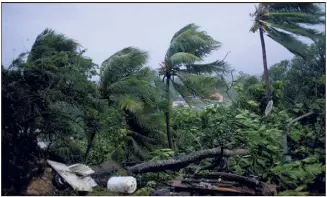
[107,176,137,194]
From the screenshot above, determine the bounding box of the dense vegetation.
[2,3,325,196]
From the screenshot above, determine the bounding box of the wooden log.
[127,147,249,174]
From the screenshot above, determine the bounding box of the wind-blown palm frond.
[251,3,324,58]
[176,72,224,99]
[266,27,309,58]
[114,94,144,113]
[262,21,323,41]
[170,24,200,43]
[100,47,148,89]
[166,24,220,61]
[180,60,229,75]
[265,11,325,24]
[170,52,201,66]
[264,3,324,14]
[101,47,148,71]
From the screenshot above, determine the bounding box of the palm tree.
[250,3,325,101]
[160,23,229,149]
[99,47,166,162]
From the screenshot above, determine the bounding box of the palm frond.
[265,11,325,25]
[170,23,199,43]
[175,72,224,101]
[108,78,140,94]
[100,47,148,92]
[113,94,144,113]
[166,24,220,60]
[135,67,156,81]
[169,52,201,66]
[171,81,195,106]
[167,32,214,58]
[180,59,230,75]
[100,47,148,80]
[263,3,324,15]
[263,20,323,41]
[266,27,309,58]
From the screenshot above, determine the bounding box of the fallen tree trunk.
[127,147,249,174]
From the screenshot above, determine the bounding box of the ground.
[24,167,54,195]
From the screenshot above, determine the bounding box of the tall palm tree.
[99,47,166,162]
[250,3,325,101]
[160,23,229,149]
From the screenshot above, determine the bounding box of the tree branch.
[287,111,314,129]
[127,147,249,174]
[283,111,314,155]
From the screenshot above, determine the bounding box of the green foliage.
[132,187,153,196]
[172,40,325,193]
[278,190,309,196]
[150,148,175,161]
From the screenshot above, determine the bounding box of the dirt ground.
[24,167,55,195]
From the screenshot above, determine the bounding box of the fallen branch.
[127,147,249,174]
[188,172,276,196]
[283,111,314,155]
[193,172,260,188]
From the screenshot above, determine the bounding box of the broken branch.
[127,147,249,174]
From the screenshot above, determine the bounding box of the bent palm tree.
[160,23,229,149]
[99,47,166,162]
[250,3,325,101]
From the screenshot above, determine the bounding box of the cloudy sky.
[2,3,324,77]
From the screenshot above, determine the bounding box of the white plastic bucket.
[107,176,137,194]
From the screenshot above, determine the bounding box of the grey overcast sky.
[2,3,325,77]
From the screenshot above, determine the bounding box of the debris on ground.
[152,172,277,196]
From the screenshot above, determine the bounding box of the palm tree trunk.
[165,72,173,149]
[259,27,271,101]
